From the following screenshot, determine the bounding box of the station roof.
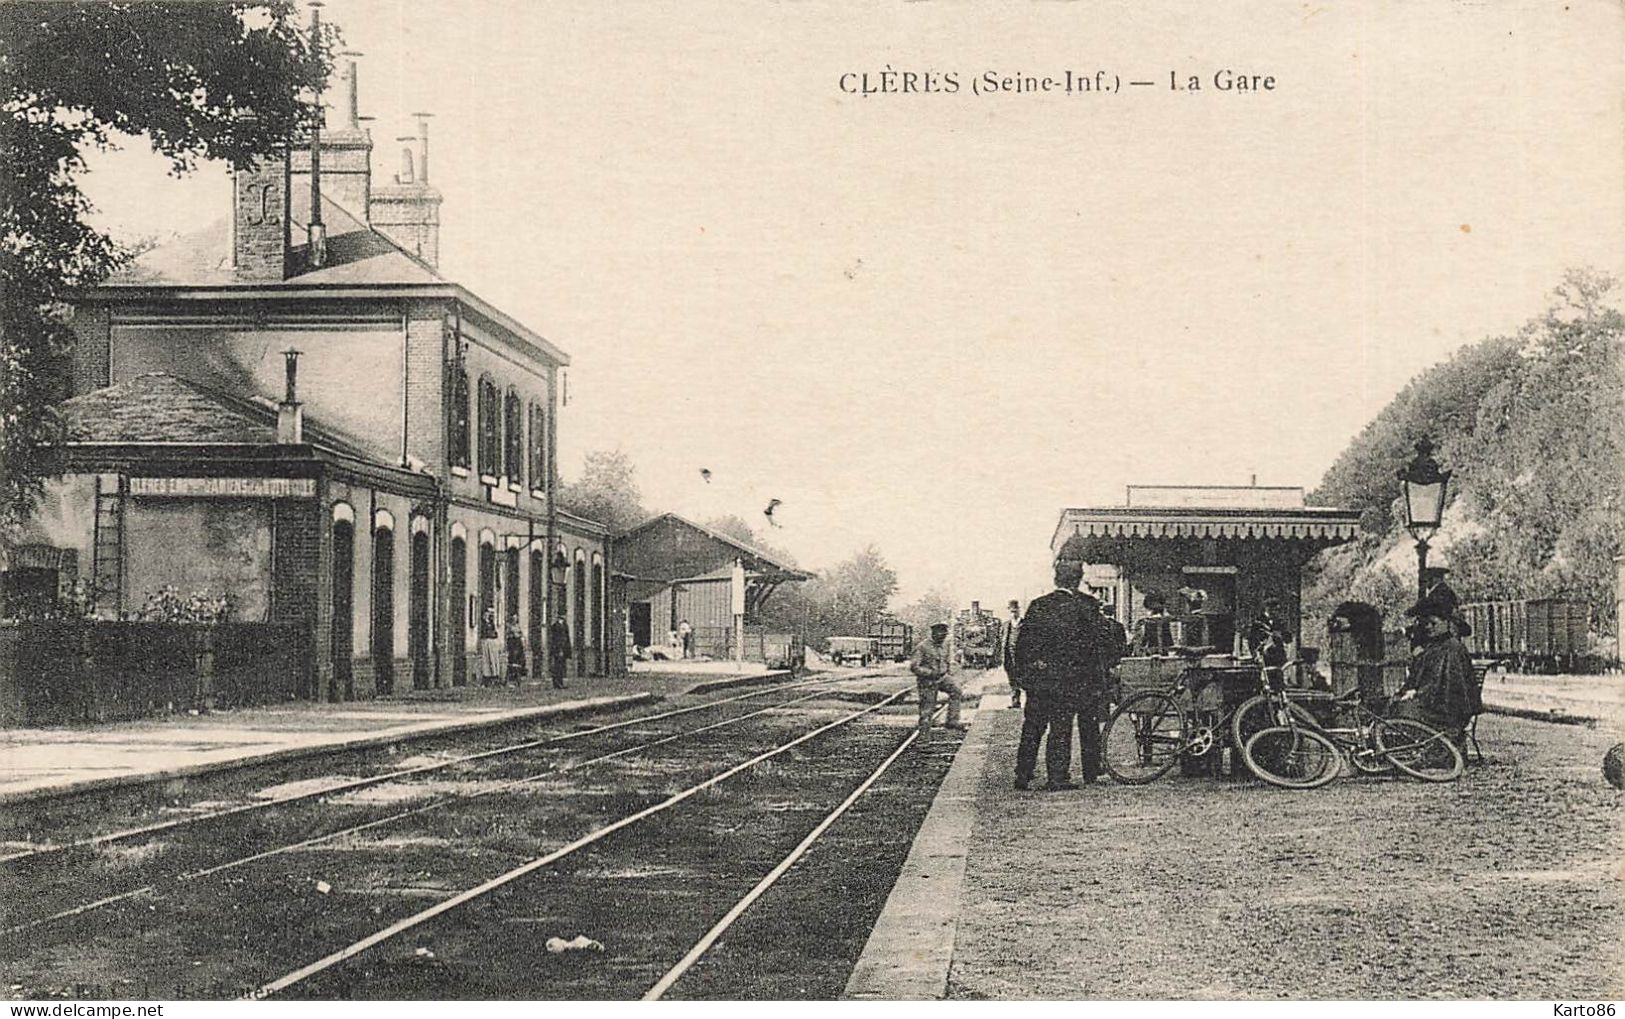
[1051,488,1363,557]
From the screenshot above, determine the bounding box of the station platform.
[0,668,793,805]
[846,668,1622,1000]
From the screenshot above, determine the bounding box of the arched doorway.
[574,552,587,677]
[449,535,467,686]
[372,516,396,695]
[592,554,606,675]
[331,509,355,702]
[529,547,545,680]
[409,525,431,690]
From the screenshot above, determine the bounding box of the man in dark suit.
[1070,588,1122,783]
[1012,560,1102,791]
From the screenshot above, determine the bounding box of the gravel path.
[949,708,1622,999]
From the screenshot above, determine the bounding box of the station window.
[528,402,547,490]
[504,389,523,484]
[477,376,500,478]
[447,368,471,469]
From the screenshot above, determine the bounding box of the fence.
[0,621,311,726]
[684,625,804,669]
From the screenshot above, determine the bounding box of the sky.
[79,0,1625,605]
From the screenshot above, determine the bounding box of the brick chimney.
[231,152,290,281]
[370,113,442,266]
[288,52,372,222]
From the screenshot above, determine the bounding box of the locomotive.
[954,601,1003,669]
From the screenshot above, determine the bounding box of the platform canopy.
[1051,486,1363,561]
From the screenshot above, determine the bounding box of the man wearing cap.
[1397,593,1481,743]
[910,622,967,737]
[1001,600,1023,709]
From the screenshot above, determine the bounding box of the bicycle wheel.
[1103,692,1185,784]
[1375,717,1465,782]
[1229,694,1318,751]
[1242,725,1341,789]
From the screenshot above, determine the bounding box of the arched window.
[504,389,523,485]
[528,401,547,491]
[448,368,471,468]
[477,376,500,478]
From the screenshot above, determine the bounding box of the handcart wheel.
[1103,691,1185,784]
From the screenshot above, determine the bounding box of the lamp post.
[1398,437,1451,599]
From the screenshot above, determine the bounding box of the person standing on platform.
[910,622,967,737]
[548,611,573,690]
[1070,588,1121,783]
[678,618,693,659]
[1001,599,1023,709]
[505,613,528,687]
[1012,560,1092,791]
[477,607,503,687]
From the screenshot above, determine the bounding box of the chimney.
[277,349,303,444]
[231,150,290,281]
[370,112,442,266]
[396,139,416,184]
[970,600,981,615]
[288,50,373,224]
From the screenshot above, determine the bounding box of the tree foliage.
[1303,269,1624,643]
[557,449,649,532]
[759,545,898,650]
[894,587,960,637]
[1,2,333,540]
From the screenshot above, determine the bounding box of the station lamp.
[1398,437,1451,598]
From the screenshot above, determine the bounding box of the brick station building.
[11,64,616,699]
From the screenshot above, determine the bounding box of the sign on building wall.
[130,477,316,499]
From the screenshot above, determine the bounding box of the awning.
[1052,507,1362,553]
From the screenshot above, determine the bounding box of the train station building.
[7,64,617,700]
[1051,484,1362,652]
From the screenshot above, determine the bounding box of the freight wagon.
[868,617,914,662]
[1460,598,1594,673]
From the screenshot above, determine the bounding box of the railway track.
[0,671,871,865]
[0,672,889,939]
[1,670,955,1000]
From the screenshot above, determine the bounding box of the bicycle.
[1102,660,1285,784]
[1240,682,1465,789]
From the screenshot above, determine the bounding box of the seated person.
[1246,597,1293,686]
[1133,593,1176,654]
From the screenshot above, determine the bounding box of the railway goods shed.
[615,513,811,664]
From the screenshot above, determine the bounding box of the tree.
[557,449,649,532]
[895,587,960,636]
[2,2,333,541]
[762,546,898,650]
[702,514,796,566]
[1303,269,1624,644]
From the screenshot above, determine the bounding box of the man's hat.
[1007,599,1019,610]
[930,621,950,632]
[1404,593,1453,619]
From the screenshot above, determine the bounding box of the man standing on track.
[1012,560,1095,790]
[911,622,967,738]
[1002,599,1023,709]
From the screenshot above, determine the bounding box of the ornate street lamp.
[1398,437,1451,598]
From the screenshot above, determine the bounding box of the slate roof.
[110,196,442,288]
[60,373,378,463]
